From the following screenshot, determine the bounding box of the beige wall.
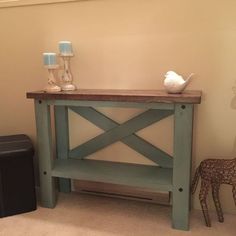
[0,0,236,213]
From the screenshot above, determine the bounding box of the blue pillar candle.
[59,41,73,55]
[43,53,57,66]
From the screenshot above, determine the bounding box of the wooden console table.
[27,89,201,230]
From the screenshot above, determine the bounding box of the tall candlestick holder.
[60,53,77,91]
[44,65,61,93]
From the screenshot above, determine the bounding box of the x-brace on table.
[27,89,201,230]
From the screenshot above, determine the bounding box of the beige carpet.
[0,192,235,236]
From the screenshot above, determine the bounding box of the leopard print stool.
[191,158,236,227]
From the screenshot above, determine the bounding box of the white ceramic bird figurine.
[164,71,194,94]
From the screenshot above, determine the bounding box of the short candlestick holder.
[60,53,77,91]
[44,65,61,93]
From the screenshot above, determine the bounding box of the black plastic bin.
[0,134,37,217]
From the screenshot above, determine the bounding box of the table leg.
[35,100,57,208]
[172,104,193,230]
[54,106,71,193]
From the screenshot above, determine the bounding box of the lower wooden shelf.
[52,159,173,192]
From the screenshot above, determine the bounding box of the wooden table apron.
[27,89,201,231]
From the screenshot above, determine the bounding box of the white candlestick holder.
[60,54,77,91]
[44,65,61,93]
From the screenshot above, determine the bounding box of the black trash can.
[0,134,37,217]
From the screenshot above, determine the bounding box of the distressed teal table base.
[28,89,201,231]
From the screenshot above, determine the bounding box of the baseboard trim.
[36,180,171,206]
[73,180,170,205]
